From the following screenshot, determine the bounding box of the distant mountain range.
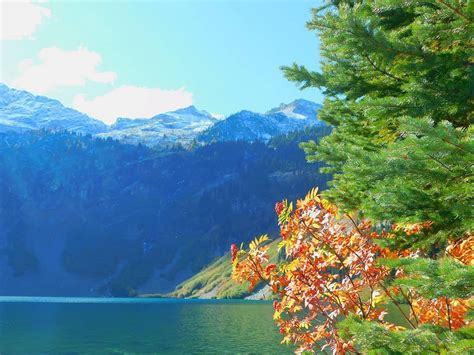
[0,83,323,146]
[97,105,218,146]
[0,84,107,134]
[0,83,329,297]
[198,99,323,143]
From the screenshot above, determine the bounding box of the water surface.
[0,297,292,354]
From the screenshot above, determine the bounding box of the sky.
[0,0,323,124]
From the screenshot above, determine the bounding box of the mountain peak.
[0,83,107,134]
[267,98,322,120]
[291,98,318,106]
[0,85,323,147]
[170,105,209,117]
[198,99,324,144]
[100,104,218,146]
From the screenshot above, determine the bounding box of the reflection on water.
[0,298,292,354]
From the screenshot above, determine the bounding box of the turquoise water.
[0,297,292,354]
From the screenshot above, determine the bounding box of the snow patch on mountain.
[0,83,323,146]
[266,98,321,121]
[97,105,218,147]
[0,83,107,135]
[198,99,323,143]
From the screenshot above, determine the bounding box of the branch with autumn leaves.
[231,188,473,354]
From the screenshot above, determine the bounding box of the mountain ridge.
[0,127,330,296]
[98,104,218,146]
[0,83,323,146]
[0,83,107,134]
[197,99,324,143]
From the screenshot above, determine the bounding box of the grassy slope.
[169,239,281,299]
[158,237,410,327]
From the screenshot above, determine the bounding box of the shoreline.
[0,295,272,303]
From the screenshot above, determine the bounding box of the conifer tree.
[283,0,474,351]
[282,0,473,247]
[233,1,473,353]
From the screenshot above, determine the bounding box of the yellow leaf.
[258,234,269,244]
[278,239,287,250]
[249,240,256,251]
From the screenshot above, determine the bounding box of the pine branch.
[436,0,472,22]
[363,54,405,82]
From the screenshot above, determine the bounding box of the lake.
[0,297,292,354]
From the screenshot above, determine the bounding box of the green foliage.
[283,0,473,249]
[339,316,474,354]
[171,253,250,299]
[171,239,281,299]
[342,119,473,250]
[381,257,474,299]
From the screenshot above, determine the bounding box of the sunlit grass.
[169,239,281,299]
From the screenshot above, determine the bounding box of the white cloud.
[12,46,117,94]
[0,1,51,40]
[73,85,193,124]
[10,45,193,124]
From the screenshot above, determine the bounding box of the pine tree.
[232,1,473,353]
[284,1,473,248]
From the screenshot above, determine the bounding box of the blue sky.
[1,0,323,124]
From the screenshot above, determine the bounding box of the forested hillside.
[0,127,330,296]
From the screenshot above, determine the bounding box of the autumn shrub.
[231,188,473,354]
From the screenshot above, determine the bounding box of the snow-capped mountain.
[205,110,281,141]
[97,105,218,147]
[266,98,321,120]
[0,84,107,134]
[198,99,323,143]
[0,83,323,146]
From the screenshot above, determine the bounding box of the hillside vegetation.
[170,239,281,299]
[0,127,330,296]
